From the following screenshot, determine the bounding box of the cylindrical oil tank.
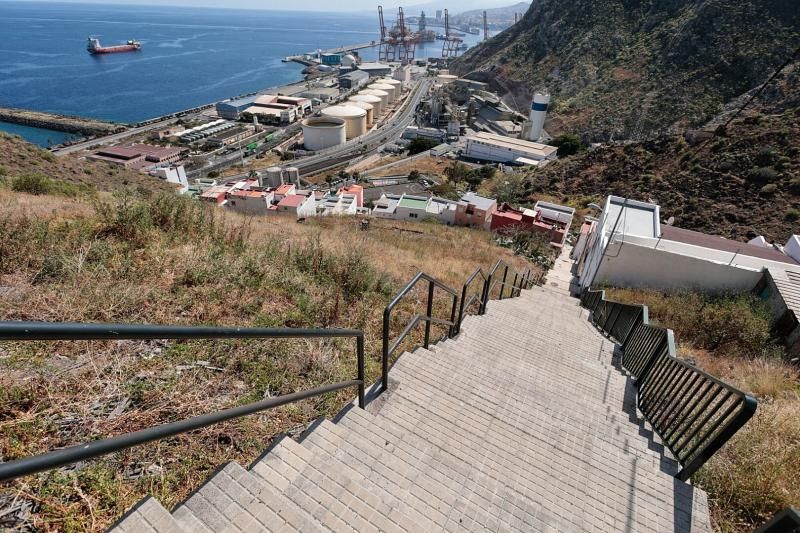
[380,78,402,96]
[437,74,457,85]
[359,89,389,112]
[368,83,396,102]
[264,166,284,188]
[302,117,346,151]
[350,93,383,117]
[346,100,374,127]
[284,166,300,185]
[320,105,367,139]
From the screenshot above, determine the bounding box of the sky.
[12,0,519,13]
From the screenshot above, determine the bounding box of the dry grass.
[0,188,532,532]
[605,287,800,532]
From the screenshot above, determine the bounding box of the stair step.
[112,496,186,533]
[301,419,436,531]
[337,404,549,531]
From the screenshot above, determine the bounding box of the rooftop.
[661,226,798,265]
[469,132,558,158]
[460,192,496,211]
[277,195,306,208]
[275,184,295,195]
[398,196,429,210]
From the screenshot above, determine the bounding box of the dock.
[283,41,379,66]
[0,107,124,137]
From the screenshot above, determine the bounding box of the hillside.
[0,183,529,531]
[451,2,529,24]
[0,132,175,194]
[480,61,800,244]
[452,0,799,141]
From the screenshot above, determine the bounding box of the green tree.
[408,170,421,182]
[407,137,439,155]
[550,134,583,157]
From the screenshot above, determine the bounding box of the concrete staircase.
[112,281,712,532]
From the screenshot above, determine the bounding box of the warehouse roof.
[469,132,558,158]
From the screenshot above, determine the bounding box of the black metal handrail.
[0,322,365,483]
[456,267,489,335]
[381,272,459,392]
[755,507,800,533]
[487,260,535,300]
[580,289,757,481]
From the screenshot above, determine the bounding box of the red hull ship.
[87,37,141,55]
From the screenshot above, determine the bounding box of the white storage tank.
[321,105,367,139]
[284,166,300,185]
[360,89,389,112]
[264,166,284,188]
[437,74,457,85]
[368,83,397,102]
[302,117,347,151]
[349,93,383,117]
[380,78,403,96]
[346,100,374,127]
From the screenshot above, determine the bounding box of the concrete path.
[112,276,711,532]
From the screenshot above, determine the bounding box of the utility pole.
[483,11,489,41]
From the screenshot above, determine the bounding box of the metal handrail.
[381,272,459,392]
[456,267,489,335]
[487,260,534,300]
[0,322,365,483]
[579,289,757,481]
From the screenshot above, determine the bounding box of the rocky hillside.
[453,0,799,141]
[508,64,800,243]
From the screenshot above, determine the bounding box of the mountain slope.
[453,0,799,141]
[491,62,800,243]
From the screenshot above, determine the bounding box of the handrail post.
[356,334,365,409]
[481,275,491,314]
[424,280,434,349]
[511,272,519,298]
[457,282,468,335]
[382,308,390,392]
[499,266,509,300]
[449,293,458,337]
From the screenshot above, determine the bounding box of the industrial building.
[239,95,312,125]
[402,126,446,143]
[357,63,393,78]
[299,87,340,103]
[321,105,367,139]
[320,53,342,65]
[216,96,257,120]
[89,144,187,171]
[302,117,347,151]
[338,70,369,90]
[463,132,558,165]
[206,126,253,148]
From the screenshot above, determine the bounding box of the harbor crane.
[441,9,462,58]
[378,5,420,64]
[483,11,489,41]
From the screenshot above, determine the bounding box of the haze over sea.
[0,2,475,146]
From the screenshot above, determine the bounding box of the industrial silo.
[368,83,397,102]
[284,167,300,185]
[264,166,284,188]
[321,105,367,139]
[302,116,347,151]
[350,93,384,117]
[527,91,551,142]
[359,89,389,112]
[346,100,374,127]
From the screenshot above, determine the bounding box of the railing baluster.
[424,280,434,349]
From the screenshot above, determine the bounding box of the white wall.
[297,196,317,218]
[594,241,763,292]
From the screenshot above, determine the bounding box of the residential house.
[276,193,317,218]
[456,192,496,229]
[338,184,364,208]
[490,201,575,247]
[394,195,433,222]
[372,194,402,219]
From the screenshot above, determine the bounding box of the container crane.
[441,9,462,58]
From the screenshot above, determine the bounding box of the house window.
[409,213,418,219]
[230,201,236,206]
[466,207,474,215]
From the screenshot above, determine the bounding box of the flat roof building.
[464,132,558,165]
[339,70,369,90]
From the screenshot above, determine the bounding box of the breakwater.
[0,107,125,137]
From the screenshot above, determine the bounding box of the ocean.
[0,2,479,146]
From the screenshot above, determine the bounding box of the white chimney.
[527,91,550,142]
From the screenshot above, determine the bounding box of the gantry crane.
[441,9,462,58]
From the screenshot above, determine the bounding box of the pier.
[0,107,124,137]
[284,41,379,66]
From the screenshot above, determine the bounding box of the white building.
[153,165,189,192]
[464,131,558,165]
[575,196,800,292]
[276,193,317,218]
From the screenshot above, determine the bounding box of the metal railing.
[755,507,800,533]
[382,261,543,389]
[0,322,365,483]
[580,289,757,481]
[381,272,460,392]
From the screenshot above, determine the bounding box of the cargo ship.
[87,37,141,54]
